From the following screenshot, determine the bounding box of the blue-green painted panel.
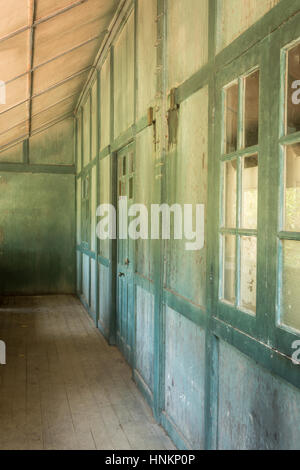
[82,253,90,305]
[0,172,75,294]
[165,306,206,449]
[218,340,300,450]
[99,263,110,336]
[135,286,154,391]
[90,258,96,314]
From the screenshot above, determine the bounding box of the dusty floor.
[0,295,175,450]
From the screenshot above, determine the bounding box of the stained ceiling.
[0,0,119,150]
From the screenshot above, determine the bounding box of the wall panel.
[29,118,74,165]
[135,126,155,280]
[0,172,75,294]
[167,0,208,89]
[216,0,280,52]
[0,143,23,163]
[100,55,111,150]
[91,80,98,159]
[83,96,91,168]
[135,286,155,391]
[91,165,97,251]
[218,341,300,450]
[99,263,111,336]
[99,155,111,259]
[76,178,81,246]
[114,12,134,138]
[166,86,208,307]
[76,112,82,173]
[136,0,157,120]
[82,253,90,304]
[90,258,96,314]
[165,306,206,449]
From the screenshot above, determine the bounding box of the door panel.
[116,143,135,363]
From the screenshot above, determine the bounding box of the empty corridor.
[0,295,175,450]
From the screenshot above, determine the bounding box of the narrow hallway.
[0,296,175,450]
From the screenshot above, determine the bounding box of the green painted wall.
[75,0,300,451]
[0,118,76,295]
[0,172,75,295]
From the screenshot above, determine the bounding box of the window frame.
[272,22,300,358]
[214,42,267,341]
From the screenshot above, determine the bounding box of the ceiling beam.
[0,111,74,152]
[28,0,36,137]
[31,92,79,118]
[0,67,91,117]
[33,31,107,71]
[34,0,87,26]
[31,112,75,136]
[0,0,87,44]
[0,95,77,139]
[75,0,133,114]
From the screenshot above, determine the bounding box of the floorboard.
[0,295,176,450]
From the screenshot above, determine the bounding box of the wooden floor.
[0,295,175,450]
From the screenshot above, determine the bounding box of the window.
[278,41,300,333]
[220,69,260,315]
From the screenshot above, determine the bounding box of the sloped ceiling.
[0,0,119,150]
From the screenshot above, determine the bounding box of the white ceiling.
[0,0,119,150]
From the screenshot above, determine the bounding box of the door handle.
[118,272,125,278]
[124,258,130,266]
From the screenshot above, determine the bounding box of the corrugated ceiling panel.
[31,95,75,131]
[0,30,30,82]
[32,71,89,115]
[0,0,30,40]
[32,38,100,94]
[0,121,28,149]
[0,102,29,131]
[34,18,106,67]
[0,74,29,113]
[35,0,80,21]
[0,0,119,150]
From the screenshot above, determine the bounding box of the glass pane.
[244,70,259,147]
[225,83,238,154]
[284,144,300,231]
[223,234,236,304]
[240,236,257,314]
[241,154,258,229]
[224,160,237,228]
[281,240,300,331]
[286,42,300,135]
[123,156,127,176]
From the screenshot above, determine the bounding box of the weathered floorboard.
[0,295,175,450]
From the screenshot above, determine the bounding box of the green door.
[116,143,135,363]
